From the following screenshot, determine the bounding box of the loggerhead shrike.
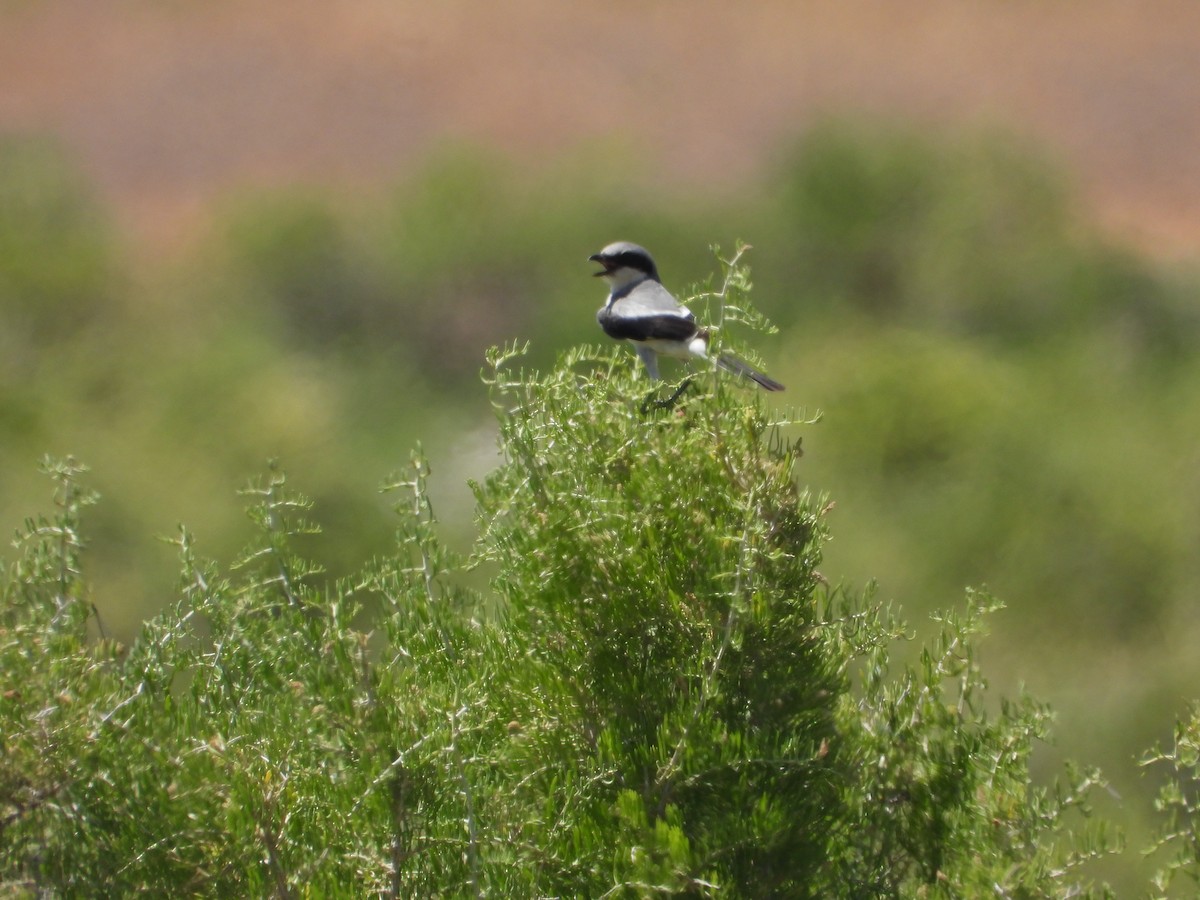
[590,242,784,391]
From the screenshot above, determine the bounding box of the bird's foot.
[640,377,694,414]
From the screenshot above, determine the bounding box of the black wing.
[597,307,698,342]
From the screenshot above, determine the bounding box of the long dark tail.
[715,351,785,392]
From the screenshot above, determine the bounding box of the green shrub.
[763,120,1193,358]
[1142,704,1200,898]
[0,255,1124,896]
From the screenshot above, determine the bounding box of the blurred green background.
[4,2,1200,890]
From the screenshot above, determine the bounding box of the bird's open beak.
[588,253,610,277]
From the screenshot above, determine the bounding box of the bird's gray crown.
[589,241,660,281]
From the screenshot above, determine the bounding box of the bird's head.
[589,242,660,287]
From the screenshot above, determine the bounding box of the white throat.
[603,267,651,292]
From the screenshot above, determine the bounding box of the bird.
[589,241,784,391]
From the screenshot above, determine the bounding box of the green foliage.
[2,451,506,895]
[0,258,1137,895]
[1143,705,1200,897]
[768,121,1176,343]
[824,589,1119,895]
[0,457,124,890]
[473,339,838,895]
[3,121,1200,894]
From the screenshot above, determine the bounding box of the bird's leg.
[640,377,695,414]
[635,344,661,380]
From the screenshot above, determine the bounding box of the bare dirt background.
[2,0,1200,260]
